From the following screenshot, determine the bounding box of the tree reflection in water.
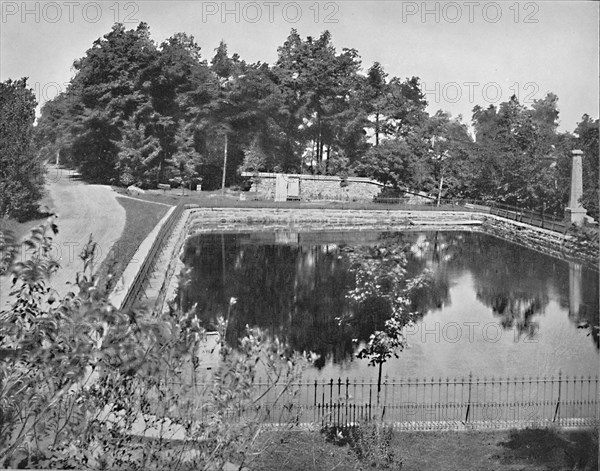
[408,231,598,344]
[177,231,599,370]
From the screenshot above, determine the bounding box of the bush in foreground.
[0,218,309,470]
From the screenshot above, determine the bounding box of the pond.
[178,230,599,380]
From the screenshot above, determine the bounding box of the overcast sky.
[1,1,598,131]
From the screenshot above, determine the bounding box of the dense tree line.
[26,23,600,219]
[0,79,45,220]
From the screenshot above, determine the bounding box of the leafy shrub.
[321,424,398,469]
[0,219,309,470]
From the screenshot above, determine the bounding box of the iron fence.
[474,200,569,233]
[373,197,570,233]
[157,373,598,431]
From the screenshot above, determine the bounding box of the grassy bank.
[112,187,456,212]
[95,196,170,290]
[252,427,598,471]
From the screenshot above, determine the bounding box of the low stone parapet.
[483,215,598,268]
[185,208,482,234]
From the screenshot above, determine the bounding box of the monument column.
[564,149,587,226]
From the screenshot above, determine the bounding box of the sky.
[1,1,598,132]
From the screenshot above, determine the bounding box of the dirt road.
[1,166,126,306]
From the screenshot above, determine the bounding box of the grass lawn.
[112,186,458,212]
[252,427,598,471]
[95,196,171,290]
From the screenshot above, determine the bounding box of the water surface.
[178,230,599,380]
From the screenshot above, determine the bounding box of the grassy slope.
[253,428,598,471]
[112,186,456,211]
[95,196,170,290]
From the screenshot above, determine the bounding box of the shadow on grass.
[499,427,599,471]
[0,206,55,242]
[16,206,55,223]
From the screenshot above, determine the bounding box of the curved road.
[1,166,126,305]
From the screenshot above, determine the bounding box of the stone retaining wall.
[184,208,482,236]
[243,172,383,202]
[109,205,176,310]
[482,215,598,269]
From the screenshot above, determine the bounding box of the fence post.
[345,377,350,426]
[465,372,472,424]
[541,203,545,229]
[382,374,389,423]
[313,379,318,424]
[337,377,342,426]
[368,385,372,421]
[553,370,562,423]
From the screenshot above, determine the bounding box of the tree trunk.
[437,173,444,206]
[317,115,323,165]
[221,132,228,195]
[375,111,380,147]
[377,362,383,405]
[319,132,324,165]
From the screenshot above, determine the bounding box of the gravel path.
[1,166,126,306]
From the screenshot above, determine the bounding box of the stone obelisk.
[565,149,587,226]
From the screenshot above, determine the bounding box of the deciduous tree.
[0,78,44,219]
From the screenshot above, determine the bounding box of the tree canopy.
[27,23,600,219]
[0,79,44,219]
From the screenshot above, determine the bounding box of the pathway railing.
[160,373,599,431]
[373,197,570,233]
